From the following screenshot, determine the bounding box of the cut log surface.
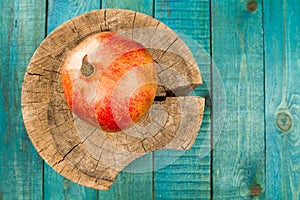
[21,9,205,190]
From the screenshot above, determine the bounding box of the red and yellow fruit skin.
[61,32,157,132]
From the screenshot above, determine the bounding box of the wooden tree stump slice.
[21,9,205,190]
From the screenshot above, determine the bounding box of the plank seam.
[43,0,48,199]
[261,0,267,198]
[152,2,155,200]
[209,0,213,199]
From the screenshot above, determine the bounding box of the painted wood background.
[0,0,299,199]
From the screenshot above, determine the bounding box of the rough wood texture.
[212,1,265,199]
[154,0,211,199]
[265,1,300,199]
[99,1,154,199]
[3,0,300,199]
[102,0,153,16]
[44,1,100,198]
[0,1,45,199]
[21,9,204,190]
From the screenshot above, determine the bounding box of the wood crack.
[22,9,204,190]
[158,37,179,61]
[103,9,108,31]
[131,12,137,39]
[53,142,82,167]
[147,21,161,44]
[27,72,43,77]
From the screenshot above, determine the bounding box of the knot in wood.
[276,111,293,132]
[250,185,262,197]
[247,0,258,12]
[21,9,205,190]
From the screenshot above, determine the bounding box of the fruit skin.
[61,32,157,132]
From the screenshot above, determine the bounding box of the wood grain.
[44,0,100,198]
[265,1,300,199]
[102,0,153,16]
[0,0,45,199]
[22,8,204,191]
[47,0,100,34]
[211,0,265,199]
[99,2,154,199]
[154,0,211,199]
[4,0,298,199]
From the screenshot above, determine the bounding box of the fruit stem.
[80,54,95,78]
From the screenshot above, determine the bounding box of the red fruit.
[61,32,157,132]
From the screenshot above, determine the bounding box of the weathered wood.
[70,96,204,171]
[43,1,100,197]
[0,0,45,199]
[211,0,265,199]
[265,1,300,199]
[3,0,300,198]
[102,0,153,16]
[22,9,204,190]
[47,0,101,35]
[99,2,154,199]
[154,0,211,199]
[97,8,203,95]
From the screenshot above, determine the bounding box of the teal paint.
[154,0,211,199]
[98,154,153,200]
[265,0,300,199]
[98,1,154,199]
[1,0,300,199]
[102,0,153,16]
[211,0,265,199]
[0,0,46,199]
[47,0,101,33]
[43,1,100,199]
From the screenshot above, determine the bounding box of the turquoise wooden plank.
[98,1,154,199]
[264,0,300,199]
[44,162,97,200]
[47,0,100,33]
[44,1,100,199]
[211,0,265,199]
[0,0,45,199]
[102,0,153,16]
[98,154,153,200]
[154,0,211,199]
